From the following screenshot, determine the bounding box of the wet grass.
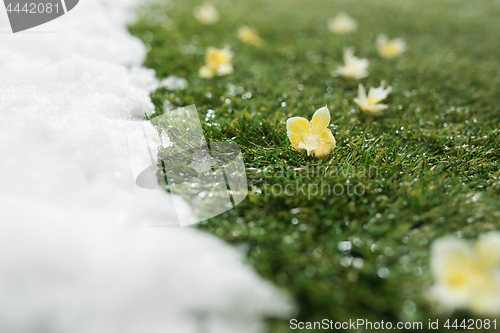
[130,0,500,331]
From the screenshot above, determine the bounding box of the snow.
[159,75,189,90]
[0,1,293,332]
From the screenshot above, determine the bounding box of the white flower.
[354,82,392,116]
[333,48,369,80]
[286,106,336,159]
[237,26,264,47]
[328,12,357,34]
[377,34,406,59]
[430,233,500,316]
[199,46,234,78]
[193,3,220,24]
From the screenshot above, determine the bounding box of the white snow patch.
[0,1,293,332]
[160,75,189,90]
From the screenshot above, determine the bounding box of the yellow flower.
[286,106,336,159]
[377,34,406,59]
[333,48,369,80]
[193,3,220,24]
[328,12,357,34]
[199,46,234,78]
[431,232,500,316]
[237,26,264,47]
[354,82,392,116]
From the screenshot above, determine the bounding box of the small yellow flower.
[328,12,357,34]
[199,46,234,79]
[237,26,264,47]
[286,106,336,159]
[431,232,500,315]
[354,82,392,116]
[333,48,369,80]
[377,34,406,59]
[193,3,220,24]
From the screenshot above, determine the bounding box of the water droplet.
[384,247,395,256]
[378,267,390,279]
[353,238,363,247]
[305,266,316,278]
[403,300,416,314]
[362,30,373,42]
[340,256,353,267]
[283,235,294,244]
[446,52,456,62]
[338,241,352,253]
[353,258,364,269]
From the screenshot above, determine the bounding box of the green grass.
[129,0,500,331]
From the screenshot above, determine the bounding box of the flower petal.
[287,117,311,149]
[297,133,319,156]
[476,232,500,269]
[313,129,336,158]
[216,63,234,76]
[376,34,388,47]
[361,103,389,116]
[368,84,392,105]
[343,47,356,63]
[431,238,474,278]
[311,106,330,135]
[199,65,215,78]
[357,83,367,105]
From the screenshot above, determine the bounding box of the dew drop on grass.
[283,235,294,244]
[352,258,364,269]
[362,31,373,42]
[338,241,352,253]
[305,266,316,278]
[353,238,363,247]
[402,300,416,314]
[347,271,358,282]
[340,256,353,267]
[378,267,390,279]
